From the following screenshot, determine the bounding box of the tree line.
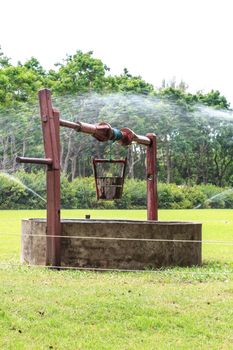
[0,47,232,187]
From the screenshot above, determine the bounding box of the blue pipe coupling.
[112,128,123,141]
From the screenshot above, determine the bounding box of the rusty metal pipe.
[60,119,97,134]
[79,122,98,135]
[60,119,151,146]
[132,135,151,146]
[120,127,151,146]
[59,119,81,131]
[16,156,53,165]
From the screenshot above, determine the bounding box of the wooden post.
[38,89,61,266]
[146,133,158,221]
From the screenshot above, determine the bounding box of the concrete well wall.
[21,219,202,269]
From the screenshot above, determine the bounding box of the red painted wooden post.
[38,89,61,266]
[51,107,61,266]
[146,133,158,221]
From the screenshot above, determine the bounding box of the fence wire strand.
[1,232,233,245]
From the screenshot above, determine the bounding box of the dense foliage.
[0,47,233,189]
[0,171,232,209]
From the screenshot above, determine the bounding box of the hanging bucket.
[92,158,127,200]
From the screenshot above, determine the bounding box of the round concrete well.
[21,219,202,269]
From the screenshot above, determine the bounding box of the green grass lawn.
[1,209,233,349]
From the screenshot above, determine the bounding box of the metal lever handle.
[16,156,53,165]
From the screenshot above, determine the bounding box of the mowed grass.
[0,209,233,349]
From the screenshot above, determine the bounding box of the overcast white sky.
[1,0,233,104]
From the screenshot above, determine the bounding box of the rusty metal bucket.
[92,158,127,200]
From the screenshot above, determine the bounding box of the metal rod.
[92,159,127,164]
[60,119,96,134]
[16,156,53,165]
[60,119,81,131]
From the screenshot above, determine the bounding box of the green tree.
[0,50,48,106]
[50,51,109,94]
[0,46,11,68]
[106,69,154,94]
[197,90,229,109]
[211,125,233,186]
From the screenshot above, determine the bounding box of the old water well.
[22,219,201,269]
[17,89,202,270]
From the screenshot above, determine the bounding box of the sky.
[1,0,233,105]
